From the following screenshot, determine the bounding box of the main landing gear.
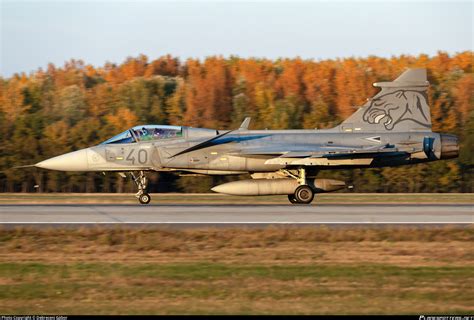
[288,185,315,204]
[130,171,151,204]
[282,168,315,205]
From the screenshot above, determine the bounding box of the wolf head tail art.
[338,69,432,132]
[363,90,431,130]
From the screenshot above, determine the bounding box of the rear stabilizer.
[337,69,432,132]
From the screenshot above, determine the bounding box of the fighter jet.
[29,69,459,204]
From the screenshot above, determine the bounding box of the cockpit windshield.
[101,125,183,144]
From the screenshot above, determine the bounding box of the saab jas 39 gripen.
[29,69,459,204]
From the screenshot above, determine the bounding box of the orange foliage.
[453,74,474,119]
[1,52,472,132]
[105,107,138,132]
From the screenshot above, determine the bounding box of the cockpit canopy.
[101,125,183,144]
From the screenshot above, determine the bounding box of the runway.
[0,204,472,225]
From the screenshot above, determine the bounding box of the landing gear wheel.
[139,193,151,205]
[288,194,299,204]
[294,185,314,204]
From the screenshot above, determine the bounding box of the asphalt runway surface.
[0,204,472,226]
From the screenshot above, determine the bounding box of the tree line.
[0,52,472,193]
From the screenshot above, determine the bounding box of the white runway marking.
[0,222,471,225]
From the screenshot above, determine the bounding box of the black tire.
[294,185,314,204]
[288,194,299,204]
[139,193,151,204]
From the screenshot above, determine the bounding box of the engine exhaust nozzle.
[440,134,459,160]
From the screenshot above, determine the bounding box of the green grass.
[1,262,472,283]
[1,262,473,314]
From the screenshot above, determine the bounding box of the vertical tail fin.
[337,69,431,132]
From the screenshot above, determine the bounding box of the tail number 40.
[126,149,148,165]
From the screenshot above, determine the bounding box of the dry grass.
[0,226,473,314]
[0,226,472,265]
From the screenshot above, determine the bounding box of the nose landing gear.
[138,193,151,205]
[130,171,151,204]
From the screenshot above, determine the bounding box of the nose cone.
[35,149,90,171]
